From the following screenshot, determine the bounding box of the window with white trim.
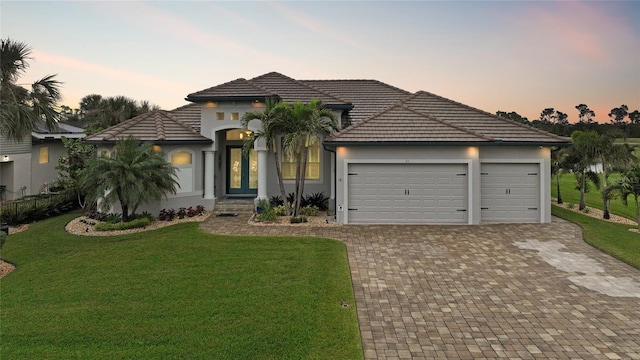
[170,150,194,192]
[282,138,320,180]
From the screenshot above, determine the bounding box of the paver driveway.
[201,216,640,359]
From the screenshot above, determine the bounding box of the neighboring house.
[0,122,85,201]
[84,71,569,224]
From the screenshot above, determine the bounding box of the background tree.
[556,111,569,126]
[496,111,530,124]
[77,94,159,134]
[575,104,596,124]
[628,110,640,125]
[608,105,629,125]
[0,38,62,140]
[539,108,557,124]
[595,130,636,219]
[80,136,179,221]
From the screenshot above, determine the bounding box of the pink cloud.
[31,49,190,92]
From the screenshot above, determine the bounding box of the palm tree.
[80,136,179,222]
[284,99,338,215]
[597,132,637,219]
[551,147,569,204]
[570,130,601,210]
[0,38,62,140]
[605,165,640,230]
[242,98,292,215]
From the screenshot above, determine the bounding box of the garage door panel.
[481,163,539,223]
[348,163,467,224]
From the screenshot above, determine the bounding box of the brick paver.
[200,215,640,359]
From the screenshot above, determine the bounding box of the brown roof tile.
[84,110,211,143]
[170,103,201,132]
[302,79,411,124]
[399,91,568,143]
[326,104,491,143]
[186,78,275,100]
[249,72,351,107]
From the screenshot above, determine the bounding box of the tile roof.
[32,120,85,139]
[248,72,351,107]
[397,91,568,143]
[84,110,211,144]
[325,104,491,143]
[301,79,411,125]
[186,78,275,100]
[170,103,201,132]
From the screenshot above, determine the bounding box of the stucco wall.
[30,141,67,193]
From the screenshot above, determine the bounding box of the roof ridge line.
[412,90,568,141]
[155,111,166,141]
[252,72,351,105]
[327,103,399,139]
[399,104,493,141]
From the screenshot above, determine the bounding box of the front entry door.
[226,146,258,195]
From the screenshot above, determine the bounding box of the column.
[255,137,268,200]
[204,150,215,199]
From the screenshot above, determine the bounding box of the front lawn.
[552,205,640,269]
[0,213,363,359]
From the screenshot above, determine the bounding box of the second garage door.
[347,163,468,224]
[481,163,540,223]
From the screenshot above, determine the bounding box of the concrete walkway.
[200,215,640,359]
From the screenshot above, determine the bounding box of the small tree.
[575,104,596,124]
[606,165,640,229]
[608,105,629,125]
[570,130,601,210]
[55,137,95,208]
[80,136,179,222]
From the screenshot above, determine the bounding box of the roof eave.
[323,140,571,147]
[185,95,278,103]
[84,139,213,146]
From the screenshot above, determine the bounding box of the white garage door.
[347,163,468,224]
[481,163,539,223]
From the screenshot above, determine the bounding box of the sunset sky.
[2,0,639,123]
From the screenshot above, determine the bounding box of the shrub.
[290,216,307,224]
[158,208,176,222]
[95,217,151,231]
[105,213,122,224]
[137,211,155,222]
[85,209,108,222]
[273,205,286,216]
[270,196,284,207]
[0,192,77,225]
[186,207,198,217]
[0,231,7,249]
[582,207,590,214]
[177,207,187,219]
[567,203,575,210]
[196,205,205,215]
[300,205,320,217]
[303,192,329,211]
[256,204,278,222]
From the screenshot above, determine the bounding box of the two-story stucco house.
[0,121,85,201]
[84,72,569,224]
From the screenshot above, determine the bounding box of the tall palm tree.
[284,99,337,216]
[242,98,292,215]
[551,147,569,204]
[0,38,62,140]
[570,130,601,210]
[80,136,179,222]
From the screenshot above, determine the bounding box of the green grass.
[552,205,640,269]
[552,172,638,220]
[0,213,363,359]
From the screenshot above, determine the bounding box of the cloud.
[265,1,370,52]
[87,1,300,70]
[31,49,191,92]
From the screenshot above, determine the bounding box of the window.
[39,147,49,164]
[216,112,225,121]
[230,112,239,121]
[170,150,193,193]
[171,151,192,166]
[282,139,320,180]
[152,145,162,152]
